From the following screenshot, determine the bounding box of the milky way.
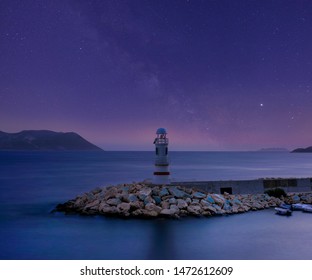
[1,0,312,150]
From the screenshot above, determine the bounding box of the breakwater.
[54,182,312,218]
[173,177,312,195]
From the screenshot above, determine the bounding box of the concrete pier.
[172,177,312,195]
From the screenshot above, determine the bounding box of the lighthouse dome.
[156,128,167,134]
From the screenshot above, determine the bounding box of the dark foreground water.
[1,151,312,260]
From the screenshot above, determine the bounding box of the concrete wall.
[172,177,312,194]
[278,178,312,193]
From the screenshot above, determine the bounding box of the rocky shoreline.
[54,182,312,218]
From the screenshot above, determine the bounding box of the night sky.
[1,0,312,150]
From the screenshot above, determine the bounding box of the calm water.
[1,151,312,260]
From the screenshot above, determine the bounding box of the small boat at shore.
[302,205,312,213]
[292,203,307,210]
[275,207,292,216]
[280,203,292,210]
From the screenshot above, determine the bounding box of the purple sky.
[1,0,312,151]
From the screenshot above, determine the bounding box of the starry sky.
[1,0,312,151]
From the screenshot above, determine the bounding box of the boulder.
[200,200,212,210]
[222,202,232,211]
[169,197,177,204]
[74,198,86,209]
[152,196,162,205]
[191,199,200,204]
[54,201,75,213]
[300,195,308,202]
[185,197,192,204]
[292,195,301,203]
[212,194,225,206]
[84,199,100,210]
[104,187,118,200]
[121,186,130,193]
[179,209,189,216]
[141,209,159,217]
[204,204,217,214]
[239,205,250,212]
[106,198,121,206]
[161,195,174,200]
[302,195,312,203]
[187,205,202,216]
[160,208,178,217]
[119,194,129,202]
[128,194,139,203]
[129,184,139,193]
[91,187,102,195]
[96,192,106,200]
[177,199,188,209]
[232,198,242,205]
[251,202,264,210]
[206,195,215,204]
[169,204,180,215]
[213,204,222,211]
[152,187,160,196]
[168,186,190,198]
[160,201,170,209]
[130,200,144,210]
[98,202,108,212]
[138,194,147,201]
[117,202,131,214]
[202,211,212,216]
[139,187,152,197]
[192,191,206,199]
[86,192,95,201]
[159,188,169,197]
[144,196,155,205]
[145,203,162,213]
[131,209,143,216]
[100,205,118,215]
[231,205,239,213]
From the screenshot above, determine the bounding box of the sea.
[1,151,312,260]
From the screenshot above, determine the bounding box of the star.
[1,0,312,151]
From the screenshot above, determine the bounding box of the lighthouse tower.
[153,128,170,185]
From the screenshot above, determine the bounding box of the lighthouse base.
[152,174,170,185]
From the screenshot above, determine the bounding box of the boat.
[279,203,292,210]
[292,203,307,210]
[275,207,292,216]
[302,205,312,213]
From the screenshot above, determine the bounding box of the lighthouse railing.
[155,138,168,144]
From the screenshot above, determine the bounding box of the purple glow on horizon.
[1,0,312,150]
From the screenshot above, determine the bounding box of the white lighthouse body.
[153,128,170,185]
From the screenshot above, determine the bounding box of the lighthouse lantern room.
[153,128,170,185]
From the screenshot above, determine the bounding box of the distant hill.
[291,146,312,153]
[257,148,289,152]
[0,130,103,151]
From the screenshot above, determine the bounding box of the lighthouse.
[153,128,170,185]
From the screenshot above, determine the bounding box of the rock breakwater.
[54,183,312,218]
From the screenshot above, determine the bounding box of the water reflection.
[146,219,176,259]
